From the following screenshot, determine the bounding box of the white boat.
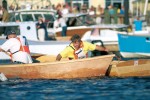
[0,10,127,60]
[0,38,70,60]
[81,25,128,51]
[9,10,95,37]
[9,9,56,37]
[8,9,128,38]
[0,21,70,60]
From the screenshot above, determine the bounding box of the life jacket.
[17,36,30,54]
[69,42,88,59]
[9,36,30,60]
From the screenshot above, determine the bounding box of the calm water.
[0,77,150,100]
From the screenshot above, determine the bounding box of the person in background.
[56,3,62,16]
[61,4,69,16]
[54,14,67,36]
[2,7,9,22]
[119,6,125,24]
[1,7,9,35]
[88,5,95,16]
[113,6,118,24]
[0,5,3,21]
[84,14,96,25]
[127,25,132,32]
[56,34,108,61]
[36,17,48,41]
[0,30,33,64]
[96,5,104,24]
[108,5,115,24]
[51,4,56,11]
[104,7,111,24]
[134,16,142,31]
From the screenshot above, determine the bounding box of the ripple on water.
[0,77,150,99]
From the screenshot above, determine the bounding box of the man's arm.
[56,54,62,61]
[2,12,7,22]
[0,47,5,52]
[0,47,10,56]
[95,45,108,52]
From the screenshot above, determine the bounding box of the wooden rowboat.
[0,55,114,79]
[108,59,150,77]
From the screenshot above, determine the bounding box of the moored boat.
[0,55,114,79]
[0,39,70,60]
[81,26,128,52]
[118,33,150,58]
[109,59,150,77]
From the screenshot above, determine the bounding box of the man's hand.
[56,54,62,61]
[0,48,4,52]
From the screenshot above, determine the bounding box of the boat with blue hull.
[118,33,150,58]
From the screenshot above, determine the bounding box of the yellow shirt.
[60,41,96,59]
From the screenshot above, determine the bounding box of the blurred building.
[0,0,144,15]
[0,0,126,10]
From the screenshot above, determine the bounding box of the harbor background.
[0,0,150,100]
[1,0,150,28]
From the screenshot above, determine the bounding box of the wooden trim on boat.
[109,60,150,77]
[56,28,91,37]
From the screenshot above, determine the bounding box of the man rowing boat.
[56,34,108,61]
[0,30,33,64]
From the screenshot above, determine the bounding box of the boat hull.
[94,41,119,51]
[81,29,121,52]
[119,52,150,58]
[56,28,91,37]
[105,44,118,51]
[109,60,150,77]
[118,33,150,58]
[56,24,128,37]
[0,55,114,79]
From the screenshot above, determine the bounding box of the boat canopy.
[9,9,56,22]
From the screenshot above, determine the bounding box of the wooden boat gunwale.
[0,54,115,68]
[109,59,150,77]
[0,54,115,79]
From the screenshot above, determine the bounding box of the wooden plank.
[109,59,150,77]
